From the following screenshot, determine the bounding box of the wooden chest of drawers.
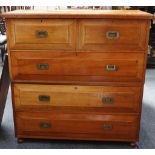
[2,10,152,144]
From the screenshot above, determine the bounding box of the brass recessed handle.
[40,122,51,128]
[37,63,49,70]
[105,64,118,71]
[36,30,48,38]
[102,124,113,130]
[38,95,50,102]
[102,97,114,104]
[106,31,119,39]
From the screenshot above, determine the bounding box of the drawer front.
[78,19,149,51]
[14,84,141,113]
[16,112,138,141]
[10,52,145,82]
[7,19,76,50]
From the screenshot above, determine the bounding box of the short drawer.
[16,112,139,141]
[78,19,149,51]
[14,84,142,113]
[10,52,145,82]
[7,19,76,50]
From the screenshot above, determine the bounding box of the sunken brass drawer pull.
[105,64,118,71]
[40,122,51,128]
[38,95,50,102]
[102,124,113,130]
[35,30,48,38]
[106,31,119,39]
[37,63,49,70]
[102,97,114,104]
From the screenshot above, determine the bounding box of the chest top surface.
[0,10,153,20]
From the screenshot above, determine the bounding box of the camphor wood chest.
[2,10,152,144]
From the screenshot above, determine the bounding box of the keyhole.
[74,87,78,90]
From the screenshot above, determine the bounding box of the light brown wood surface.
[7,19,76,50]
[7,18,150,51]
[1,10,153,19]
[14,84,142,113]
[10,51,145,82]
[78,19,150,51]
[4,10,151,143]
[16,112,139,141]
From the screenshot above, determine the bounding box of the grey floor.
[0,62,155,148]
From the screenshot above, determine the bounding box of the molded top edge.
[0,10,153,20]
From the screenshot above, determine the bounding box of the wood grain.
[16,111,139,141]
[13,84,142,113]
[10,51,145,83]
[4,10,151,143]
[78,19,149,51]
[7,19,76,50]
[6,18,150,52]
[1,10,153,19]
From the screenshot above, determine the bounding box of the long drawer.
[13,84,142,113]
[10,52,145,83]
[7,19,76,50]
[16,112,139,141]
